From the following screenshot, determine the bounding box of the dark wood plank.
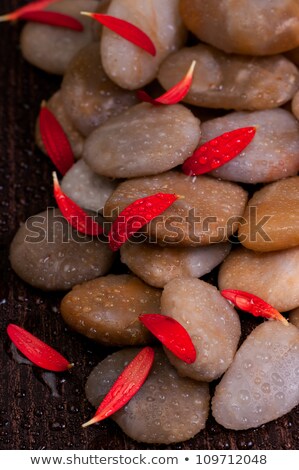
[0,0,298,450]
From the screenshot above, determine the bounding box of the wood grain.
[0,0,298,450]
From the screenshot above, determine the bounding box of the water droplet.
[271,372,284,386]
[261,383,271,394]
[238,390,250,402]
[50,422,66,431]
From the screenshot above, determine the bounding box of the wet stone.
[158,44,299,111]
[180,0,299,56]
[60,274,160,346]
[212,322,299,430]
[61,43,138,137]
[9,208,114,291]
[104,171,247,246]
[35,90,85,160]
[20,0,100,75]
[218,246,299,312]
[101,0,186,89]
[61,160,118,213]
[120,241,231,288]
[161,278,241,382]
[201,110,299,184]
[83,103,200,178]
[239,177,299,251]
[85,348,210,444]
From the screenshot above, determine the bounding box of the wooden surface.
[0,0,298,451]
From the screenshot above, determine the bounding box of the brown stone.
[60,274,160,346]
[104,171,248,246]
[218,246,299,312]
[158,45,299,110]
[239,177,299,251]
[180,0,299,55]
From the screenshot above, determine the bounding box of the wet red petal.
[7,324,72,372]
[137,61,196,105]
[20,11,83,30]
[81,12,156,56]
[82,347,155,427]
[39,105,74,175]
[0,0,59,22]
[182,127,256,176]
[139,314,196,364]
[53,172,103,236]
[108,193,178,251]
[221,289,288,326]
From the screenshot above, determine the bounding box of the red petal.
[139,314,196,364]
[182,127,256,176]
[81,12,156,56]
[108,193,178,251]
[137,60,196,105]
[0,0,59,22]
[7,324,72,372]
[53,172,103,236]
[20,11,83,30]
[221,289,289,326]
[39,104,74,175]
[82,347,154,427]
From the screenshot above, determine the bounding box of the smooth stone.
[61,160,118,213]
[35,90,84,160]
[218,246,299,312]
[101,0,186,89]
[104,171,248,246]
[20,0,99,75]
[85,348,210,444]
[239,177,299,251]
[201,110,299,184]
[9,209,114,291]
[158,44,299,110]
[120,241,231,288]
[180,0,299,55]
[161,278,241,382]
[83,103,200,178]
[61,274,160,346]
[212,322,299,430]
[289,308,299,329]
[60,43,138,137]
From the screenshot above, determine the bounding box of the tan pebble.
[161,278,241,382]
[121,242,231,288]
[104,171,247,246]
[9,209,114,291]
[83,104,200,178]
[212,322,299,430]
[85,348,210,444]
[101,0,186,89]
[35,90,84,160]
[202,110,299,184]
[239,177,299,251]
[61,274,160,346]
[180,0,299,55]
[61,160,118,213]
[158,45,299,110]
[20,0,99,75]
[289,308,299,329]
[60,43,138,137]
[218,246,299,312]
